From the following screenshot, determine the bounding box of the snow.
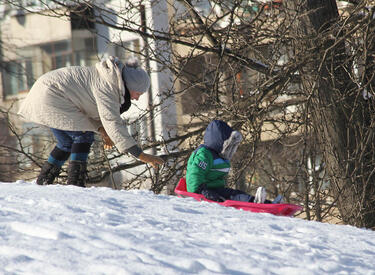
[1,180,375,274]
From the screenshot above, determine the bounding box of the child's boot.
[254,187,267,203]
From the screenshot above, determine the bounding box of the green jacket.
[186,146,230,193]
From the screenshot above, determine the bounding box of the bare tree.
[285,0,375,228]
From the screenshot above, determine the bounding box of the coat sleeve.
[186,149,212,193]
[94,88,137,153]
[93,58,137,153]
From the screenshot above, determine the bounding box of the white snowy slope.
[1,180,375,275]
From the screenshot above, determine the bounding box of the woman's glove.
[198,184,225,202]
[98,127,114,149]
[138,152,165,169]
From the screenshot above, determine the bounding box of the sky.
[1,180,375,275]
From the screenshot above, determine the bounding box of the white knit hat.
[122,57,150,93]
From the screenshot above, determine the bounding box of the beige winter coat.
[18,56,137,153]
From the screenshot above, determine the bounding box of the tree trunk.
[288,0,375,228]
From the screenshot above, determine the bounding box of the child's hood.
[203,120,242,160]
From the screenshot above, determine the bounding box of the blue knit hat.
[122,57,150,93]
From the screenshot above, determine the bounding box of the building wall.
[1,9,71,60]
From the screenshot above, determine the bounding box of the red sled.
[174,178,302,217]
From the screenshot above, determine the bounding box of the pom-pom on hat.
[122,57,151,93]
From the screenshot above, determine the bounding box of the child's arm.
[186,150,212,193]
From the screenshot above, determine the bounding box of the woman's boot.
[67,160,87,187]
[36,161,61,185]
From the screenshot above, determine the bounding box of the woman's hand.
[98,127,114,149]
[138,152,165,169]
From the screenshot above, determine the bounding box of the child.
[186,120,282,204]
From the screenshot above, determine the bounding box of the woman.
[18,56,164,187]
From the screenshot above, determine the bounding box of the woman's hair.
[120,86,131,114]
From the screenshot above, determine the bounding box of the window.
[175,0,211,19]
[178,54,216,114]
[40,40,72,71]
[2,41,71,97]
[2,59,33,97]
[73,38,98,66]
[70,5,95,30]
[2,38,98,98]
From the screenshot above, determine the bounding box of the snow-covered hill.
[1,180,375,274]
